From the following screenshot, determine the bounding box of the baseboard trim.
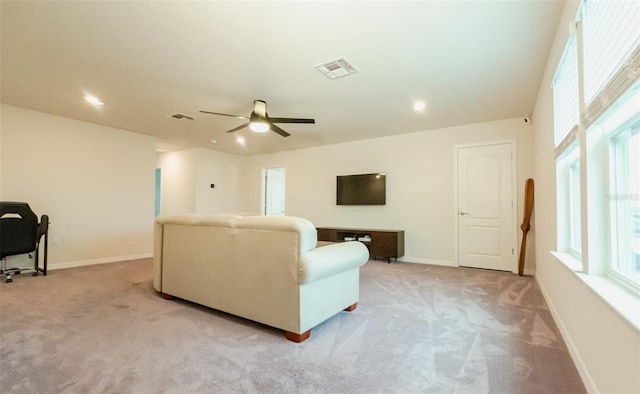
[397,258,535,276]
[535,274,598,394]
[49,253,153,271]
[397,257,457,267]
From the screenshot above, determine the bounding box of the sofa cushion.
[236,215,317,255]
[157,213,240,227]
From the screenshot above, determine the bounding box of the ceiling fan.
[199,100,315,138]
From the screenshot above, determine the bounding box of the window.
[553,28,581,261]
[608,108,640,287]
[556,143,581,258]
[553,0,640,293]
[553,35,579,147]
[582,0,640,105]
[584,82,640,290]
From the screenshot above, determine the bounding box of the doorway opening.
[263,167,285,216]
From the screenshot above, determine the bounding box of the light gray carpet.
[0,259,585,393]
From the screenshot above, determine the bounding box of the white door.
[264,168,285,216]
[457,143,516,272]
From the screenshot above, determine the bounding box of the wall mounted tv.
[336,173,386,205]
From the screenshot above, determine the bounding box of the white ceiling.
[1,1,564,156]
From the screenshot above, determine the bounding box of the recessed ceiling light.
[236,136,245,144]
[85,95,104,106]
[209,139,217,144]
[413,100,426,112]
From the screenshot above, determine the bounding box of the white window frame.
[607,113,640,290]
[568,156,582,256]
[556,142,582,260]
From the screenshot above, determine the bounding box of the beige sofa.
[153,213,369,342]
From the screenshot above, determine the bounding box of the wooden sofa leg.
[344,302,358,312]
[161,293,174,300]
[285,330,311,343]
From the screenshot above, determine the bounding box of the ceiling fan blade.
[199,110,248,120]
[270,124,291,137]
[268,117,315,124]
[253,100,267,117]
[225,123,250,133]
[201,100,313,137]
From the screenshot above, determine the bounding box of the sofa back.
[153,213,319,332]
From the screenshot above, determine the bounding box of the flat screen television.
[336,173,386,205]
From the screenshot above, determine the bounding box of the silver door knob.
[459,212,470,215]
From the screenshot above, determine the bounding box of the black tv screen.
[337,173,386,205]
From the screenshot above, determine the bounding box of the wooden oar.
[518,178,534,276]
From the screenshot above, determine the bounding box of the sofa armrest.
[298,241,369,284]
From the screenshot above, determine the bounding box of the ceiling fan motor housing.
[250,111,267,122]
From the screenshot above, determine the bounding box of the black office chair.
[0,202,49,283]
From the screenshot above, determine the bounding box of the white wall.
[194,147,243,214]
[532,2,640,393]
[0,104,156,268]
[241,117,534,267]
[156,147,244,215]
[156,149,197,214]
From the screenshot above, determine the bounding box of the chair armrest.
[298,241,369,284]
[37,215,49,241]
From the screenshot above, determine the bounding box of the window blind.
[583,0,640,106]
[553,35,579,148]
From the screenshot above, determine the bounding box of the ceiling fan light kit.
[200,99,315,138]
[249,121,269,133]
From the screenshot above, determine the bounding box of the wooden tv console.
[316,227,404,263]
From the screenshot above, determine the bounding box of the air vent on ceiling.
[315,57,359,80]
[167,113,195,121]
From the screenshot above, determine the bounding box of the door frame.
[154,168,162,217]
[453,139,518,272]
